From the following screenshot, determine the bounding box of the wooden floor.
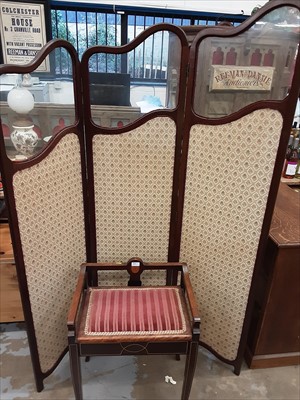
[0,224,24,322]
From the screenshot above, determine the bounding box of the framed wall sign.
[0,0,51,71]
[210,65,275,92]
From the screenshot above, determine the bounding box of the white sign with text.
[0,1,49,71]
[210,66,274,91]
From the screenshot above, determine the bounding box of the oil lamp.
[7,75,38,158]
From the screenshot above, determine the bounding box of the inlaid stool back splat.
[67,258,200,400]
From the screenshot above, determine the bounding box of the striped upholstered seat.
[68,259,200,400]
[78,286,191,342]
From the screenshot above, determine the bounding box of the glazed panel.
[193,6,299,118]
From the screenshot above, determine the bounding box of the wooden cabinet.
[245,183,300,368]
[0,223,24,322]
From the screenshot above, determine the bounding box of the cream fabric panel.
[180,109,283,360]
[13,133,86,373]
[93,117,176,285]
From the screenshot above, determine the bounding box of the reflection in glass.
[7,77,37,158]
[87,31,182,127]
[193,6,300,118]
[0,47,75,160]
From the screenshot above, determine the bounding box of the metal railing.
[50,3,247,79]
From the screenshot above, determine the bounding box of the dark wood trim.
[0,38,86,391]
[234,22,300,373]
[176,0,300,375]
[80,24,190,267]
[245,346,300,369]
[81,23,189,139]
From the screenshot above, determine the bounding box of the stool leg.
[69,343,83,400]
[181,341,198,400]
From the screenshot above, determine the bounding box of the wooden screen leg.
[69,343,83,400]
[181,341,199,400]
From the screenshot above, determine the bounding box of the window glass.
[193,6,300,118]
[88,31,182,128]
[0,47,75,160]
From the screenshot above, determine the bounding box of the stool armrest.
[181,264,201,332]
[67,264,87,330]
[68,261,201,337]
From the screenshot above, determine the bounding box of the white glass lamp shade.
[7,87,34,114]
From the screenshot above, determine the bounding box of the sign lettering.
[0,1,49,71]
[210,66,274,91]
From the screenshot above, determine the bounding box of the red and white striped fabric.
[84,287,186,336]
